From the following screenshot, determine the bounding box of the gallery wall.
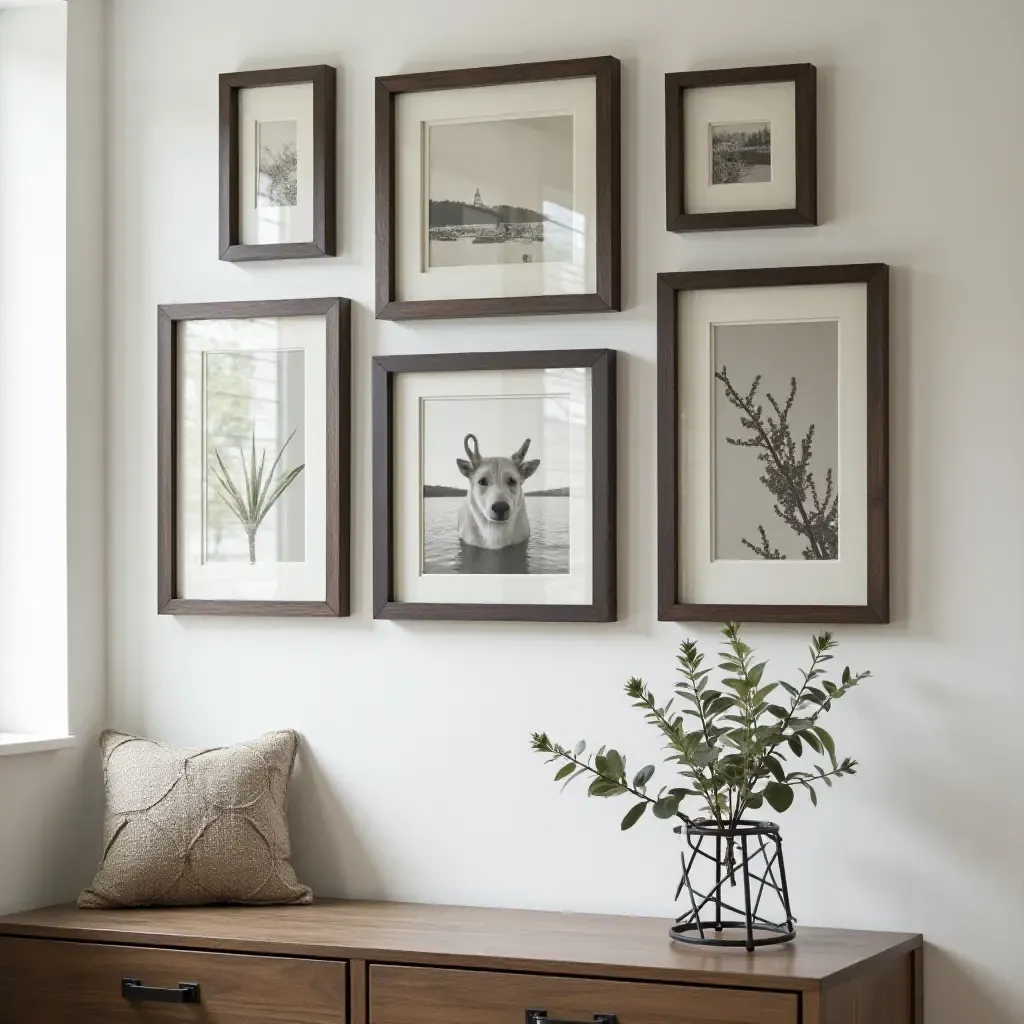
[104,1,1023,1021]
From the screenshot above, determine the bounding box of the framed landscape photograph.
[375,56,621,319]
[219,65,336,261]
[158,297,351,615]
[657,264,889,623]
[665,64,816,232]
[373,350,616,620]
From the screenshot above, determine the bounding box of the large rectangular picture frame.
[657,264,889,623]
[219,65,337,262]
[665,64,816,232]
[375,57,621,320]
[158,297,351,616]
[373,349,617,621]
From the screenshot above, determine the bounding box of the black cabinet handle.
[528,1010,616,1024]
[121,978,201,1003]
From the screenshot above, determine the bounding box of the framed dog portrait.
[158,297,351,616]
[665,64,816,232]
[219,65,336,261]
[657,264,888,623]
[375,57,621,320]
[373,350,616,621]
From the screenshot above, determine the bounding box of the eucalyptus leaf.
[620,802,647,830]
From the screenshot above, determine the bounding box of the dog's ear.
[519,458,540,480]
[456,458,474,479]
[511,438,531,465]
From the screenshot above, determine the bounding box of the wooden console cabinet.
[0,899,922,1023]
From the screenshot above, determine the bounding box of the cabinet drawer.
[370,965,797,1024]
[0,937,347,1024]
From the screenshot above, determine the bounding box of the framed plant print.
[158,297,350,616]
[375,57,621,320]
[665,64,816,232]
[219,65,336,261]
[373,349,616,621]
[657,264,888,623]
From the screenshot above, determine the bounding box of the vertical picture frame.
[657,264,889,623]
[666,64,816,232]
[375,56,621,320]
[158,297,351,616]
[219,65,337,261]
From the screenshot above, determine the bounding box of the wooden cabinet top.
[0,898,920,993]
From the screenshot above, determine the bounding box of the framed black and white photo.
[373,350,616,620]
[219,65,336,261]
[666,64,816,232]
[158,298,351,615]
[657,264,888,623]
[375,57,621,319]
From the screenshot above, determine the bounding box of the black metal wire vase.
[670,818,796,953]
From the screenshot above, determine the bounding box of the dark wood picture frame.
[375,57,621,320]
[219,65,337,262]
[665,64,817,232]
[657,264,889,623]
[158,297,351,616]
[373,349,617,621]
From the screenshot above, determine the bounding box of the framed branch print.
[375,57,621,320]
[219,65,336,261]
[158,297,351,616]
[666,64,816,231]
[657,264,888,623]
[373,350,616,621]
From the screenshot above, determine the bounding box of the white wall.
[105,1,1024,1021]
[0,0,106,911]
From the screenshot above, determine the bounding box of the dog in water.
[456,433,540,549]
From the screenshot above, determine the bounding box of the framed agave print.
[158,298,350,616]
[657,264,889,623]
[219,65,336,261]
[372,349,616,621]
[665,64,816,231]
[375,56,621,320]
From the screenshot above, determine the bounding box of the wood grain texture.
[350,959,368,1024]
[370,964,797,1024]
[219,65,337,262]
[157,297,351,617]
[371,350,617,621]
[819,952,912,1024]
[665,64,817,232]
[656,264,890,624]
[0,937,346,1024]
[374,57,620,319]
[0,900,921,993]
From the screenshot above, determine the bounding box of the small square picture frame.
[665,64,816,232]
[219,65,337,262]
[375,56,621,320]
[372,349,617,621]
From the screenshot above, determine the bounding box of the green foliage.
[530,624,868,832]
[210,430,305,565]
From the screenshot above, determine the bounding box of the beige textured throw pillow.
[79,729,312,908]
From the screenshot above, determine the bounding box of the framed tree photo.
[666,64,816,231]
[158,297,351,616]
[219,65,336,261]
[375,57,621,320]
[373,349,616,621]
[657,264,889,623]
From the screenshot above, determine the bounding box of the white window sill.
[0,733,76,756]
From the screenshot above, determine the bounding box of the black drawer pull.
[121,978,201,1003]
[528,1010,616,1024]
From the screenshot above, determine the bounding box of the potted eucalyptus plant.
[531,624,870,951]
